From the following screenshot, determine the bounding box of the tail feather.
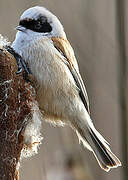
[72,118,121,171]
[89,128,121,171]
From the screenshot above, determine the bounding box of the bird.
[12,6,121,171]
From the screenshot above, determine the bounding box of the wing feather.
[52,37,90,114]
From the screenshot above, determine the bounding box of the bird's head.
[16,6,66,40]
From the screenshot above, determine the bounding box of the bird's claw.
[5,45,31,76]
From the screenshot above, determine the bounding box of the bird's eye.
[35,22,42,30]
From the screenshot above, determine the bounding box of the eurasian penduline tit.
[12,6,121,171]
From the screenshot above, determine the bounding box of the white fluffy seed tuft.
[21,101,43,158]
[0,34,10,47]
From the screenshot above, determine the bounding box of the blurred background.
[0,0,127,180]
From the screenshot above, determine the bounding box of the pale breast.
[22,38,79,120]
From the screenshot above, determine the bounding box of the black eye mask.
[19,16,52,33]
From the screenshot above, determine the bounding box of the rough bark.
[0,48,36,180]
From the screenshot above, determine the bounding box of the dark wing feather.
[69,66,90,114]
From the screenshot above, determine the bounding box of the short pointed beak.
[15,25,26,32]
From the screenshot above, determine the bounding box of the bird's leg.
[5,45,31,76]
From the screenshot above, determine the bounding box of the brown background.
[0,0,127,180]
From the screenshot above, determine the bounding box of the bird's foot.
[5,45,31,78]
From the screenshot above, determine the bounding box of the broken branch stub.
[0,48,42,180]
